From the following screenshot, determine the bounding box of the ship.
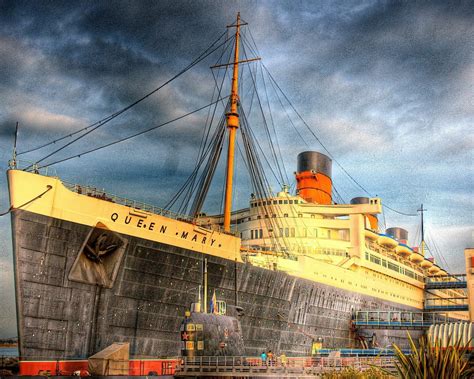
[6,13,470,366]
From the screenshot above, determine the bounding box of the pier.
[174,356,396,377]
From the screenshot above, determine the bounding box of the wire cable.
[262,63,418,217]
[0,185,53,216]
[38,96,229,169]
[23,32,232,171]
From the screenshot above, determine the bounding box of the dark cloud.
[0,1,472,337]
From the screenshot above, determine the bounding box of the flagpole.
[203,258,208,313]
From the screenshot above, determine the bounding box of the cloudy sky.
[0,1,472,338]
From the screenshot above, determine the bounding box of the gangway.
[425,274,467,290]
[424,297,469,312]
[353,311,451,329]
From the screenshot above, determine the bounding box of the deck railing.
[9,162,234,234]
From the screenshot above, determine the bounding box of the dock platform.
[174,356,396,377]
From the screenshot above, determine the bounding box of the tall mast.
[223,13,242,233]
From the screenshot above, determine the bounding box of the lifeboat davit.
[410,251,424,264]
[378,234,398,249]
[420,259,433,269]
[395,243,412,258]
[365,229,378,241]
[428,265,441,275]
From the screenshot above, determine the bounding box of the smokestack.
[386,227,408,244]
[350,197,379,230]
[295,151,332,204]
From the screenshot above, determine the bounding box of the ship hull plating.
[12,209,422,360]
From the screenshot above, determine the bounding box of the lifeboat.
[409,251,424,264]
[364,229,378,241]
[378,234,398,249]
[428,264,441,275]
[395,243,412,258]
[420,259,433,269]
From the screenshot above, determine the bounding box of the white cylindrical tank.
[429,322,474,348]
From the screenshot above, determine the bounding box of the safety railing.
[425,274,467,289]
[424,297,469,311]
[175,355,396,376]
[354,311,451,328]
[9,161,236,234]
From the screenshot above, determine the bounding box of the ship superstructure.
[6,13,470,365]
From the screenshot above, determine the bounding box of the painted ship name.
[110,212,220,246]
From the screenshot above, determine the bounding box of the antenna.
[10,122,19,169]
[417,204,427,257]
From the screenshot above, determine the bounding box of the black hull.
[11,209,422,360]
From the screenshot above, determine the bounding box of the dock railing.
[175,355,396,376]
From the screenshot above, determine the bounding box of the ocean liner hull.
[12,208,422,360]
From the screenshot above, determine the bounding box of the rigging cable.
[179,37,236,212]
[242,47,285,186]
[19,30,229,157]
[0,185,53,216]
[38,96,229,169]
[262,63,418,217]
[23,31,232,170]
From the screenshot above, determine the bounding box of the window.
[313,229,318,237]
[284,213,288,217]
[259,229,263,239]
[298,214,303,218]
[290,228,295,237]
[285,228,289,237]
[273,200,277,205]
[279,200,283,204]
[370,255,381,265]
[289,200,293,204]
[284,200,288,204]
[251,230,254,239]
[279,228,284,237]
[388,262,398,272]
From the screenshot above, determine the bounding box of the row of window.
[250,199,302,208]
[365,251,423,282]
[236,213,323,224]
[250,229,263,239]
[247,227,349,241]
